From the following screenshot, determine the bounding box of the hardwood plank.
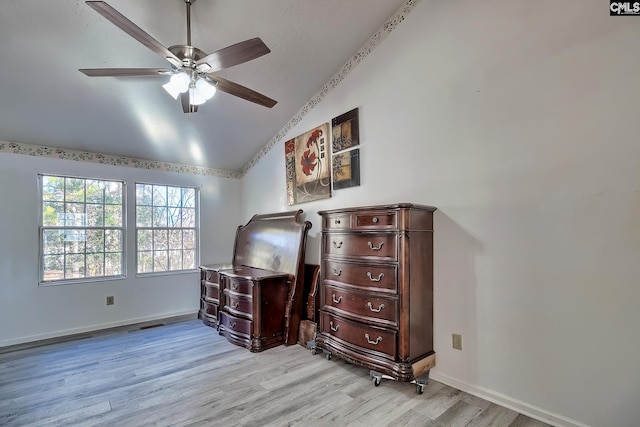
[0,319,551,427]
[467,402,520,427]
[431,399,482,427]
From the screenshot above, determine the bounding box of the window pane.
[87,253,104,277]
[65,254,85,279]
[64,203,86,226]
[105,181,122,204]
[40,175,124,284]
[137,229,152,251]
[65,178,85,202]
[42,176,64,201]
[105,229,122,252]
[136,206,152,227]
[86,180,104,203]
[86,204,104,227]
[169,250,182,271]
[153,229,168,250]
[167,186,181,207]
[43,230,64,255]
[154,251,168,272]
[86,230,104,253]
[153,185,167,206]
[105,253,122,276]
[168,207,181,227]
[42,201,64,226]
[168,229,182,250]
[105,205,122,227]
[182,188,195,207]
[183,230,195,250]
[153,207,167,227]
[135,184,197,275]
[136,183,153,206]
[64,230,86,254]
[183,250,196,270]
[182,208,195,227]
[43,255,64,281]
[138,251,153,273]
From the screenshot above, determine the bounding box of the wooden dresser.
[199,210,311,352]
[315,203,436,393]
[199,264,232,328]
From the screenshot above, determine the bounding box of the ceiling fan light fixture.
[196,78,217,99]
[162,72,191,99]
[189,78,217,106]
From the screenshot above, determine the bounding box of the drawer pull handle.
[364,334,382,345]
[333,241,343,249]
[330,321,340,332]
[332,294,342,304]
[367,272,384,282]
[335,219,341,225]
[372,216,379,223]
[232,302,239,309]
[230,321,236,329]
[332,268,342,276]
[368,241,384,251]
[232,283,239,290]
[366,302,385,313]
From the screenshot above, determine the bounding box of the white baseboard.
[429,371,590,427]
[0,310,198,348]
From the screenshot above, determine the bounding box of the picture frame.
[285,123,332,205]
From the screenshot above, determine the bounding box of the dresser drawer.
[202,269,220,283]
[202,281,219,302]
[200,298,219,318]
[322,214,351,230]
[323,233,397,261]
[223,290,253,319]
[323,260,397,293]
[321,312,396,359]
[323,285,398,327]
[220,311,252,337]
[353,211,397,229]
[224,277,253,296]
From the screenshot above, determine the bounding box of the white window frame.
[135,182,200,275]
[38,174,126,285]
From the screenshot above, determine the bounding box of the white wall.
[0,152,240,347]
[241,1,640,426]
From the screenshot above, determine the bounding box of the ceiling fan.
[79,0,277,113]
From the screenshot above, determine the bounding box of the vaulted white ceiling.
[0,0,407,171]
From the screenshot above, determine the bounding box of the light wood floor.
[0,318,552,427]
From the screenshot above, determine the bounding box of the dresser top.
[318,203,437,215]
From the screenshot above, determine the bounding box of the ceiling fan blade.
[86,1,182,67]
[79,68,172,77]
[180,92,198,114]
[208,75,277,108]
[195,38,270,73]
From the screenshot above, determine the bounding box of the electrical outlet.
[452,333,463,350]
[106,296,114,306]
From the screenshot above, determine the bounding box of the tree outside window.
[135,183,198,274]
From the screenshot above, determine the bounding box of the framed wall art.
[331,108,360,190]
[331,108,359,153]
[285,123,331,205]
[332,148,360,190]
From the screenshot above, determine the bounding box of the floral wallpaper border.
[0,0,420,180]
[0,141,240,179]
[239,0,422,177]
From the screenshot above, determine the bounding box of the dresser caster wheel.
[325,353,332,360]
[373,377,381,387]
[416,384,425,394]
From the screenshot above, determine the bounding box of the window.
[135,183,198,274]
[40,175,125,283]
